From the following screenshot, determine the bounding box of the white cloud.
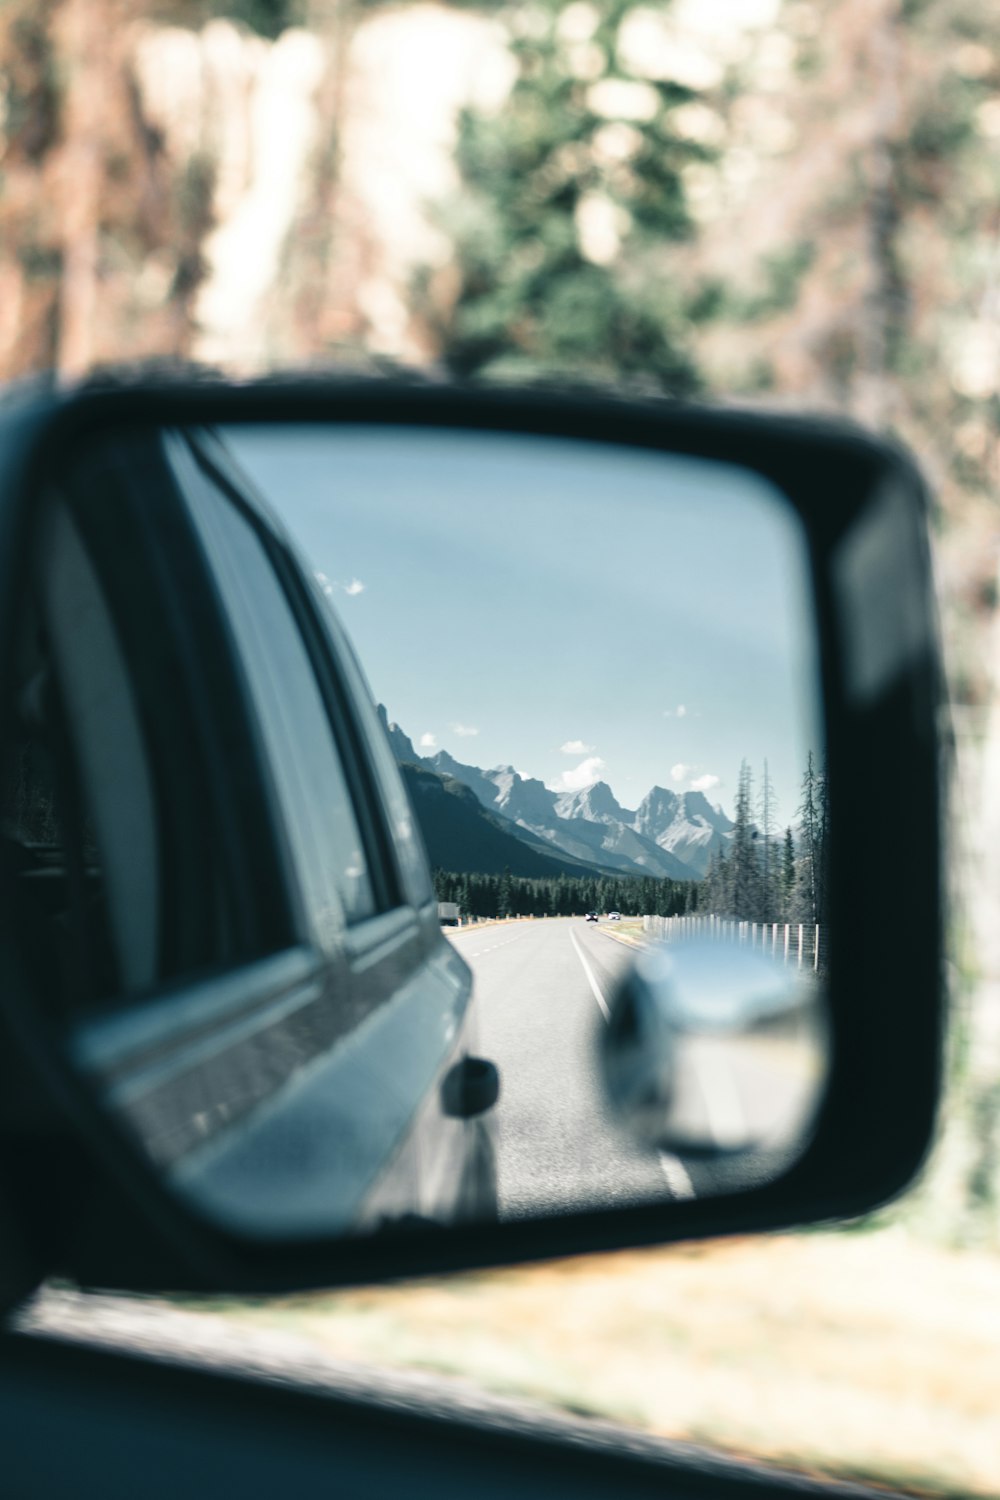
[317,571,365,597]
[690,773,721,793]
[676,705,688,719]
[419,732,437,749]
[671,763,691,782]
[451,722,479,738]
[560,739,595,755]
[553,755,607,792]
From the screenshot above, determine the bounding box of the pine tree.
[815,756,829,927]
[781,826,796,923]
[756,758,778,923]
[796,751,823,925]
[420,0,707,391]
[730,759,759,921]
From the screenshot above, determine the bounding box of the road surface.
[449,917,814,1219]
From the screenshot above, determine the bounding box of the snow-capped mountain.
[633,786,735,877]
[381,709,731,881]
[479,767,691,879]
[484,766,562,827]
[554,780,633,825]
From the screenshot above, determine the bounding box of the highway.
[452,916,679,1218]
[448,916,815,1220]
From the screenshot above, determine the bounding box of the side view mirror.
[0,377,944,1296]
[602,938,826,1160]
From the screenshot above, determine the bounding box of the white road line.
[658,1152,696,1199]
[568,929,697,1198]
[463,935,526,959]
[568,927,610,1021]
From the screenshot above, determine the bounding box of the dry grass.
[206,1229,1000,1499]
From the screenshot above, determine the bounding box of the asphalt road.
[449,916,673,1219]
[448,917,815,1220]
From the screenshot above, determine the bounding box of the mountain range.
[379,709,735,882]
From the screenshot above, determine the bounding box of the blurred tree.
[686,0,1000,683]
[0,0,227,380]
[155,0,303,35]
[0,1,62,376]
[418,0,708,391]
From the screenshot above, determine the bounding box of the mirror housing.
[0,376,945,1296]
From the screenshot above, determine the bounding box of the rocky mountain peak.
[380,711,737,882]
[486,766,558,823]
[556,779,626,824]
[674,791,734,832]
[378,704,419,764]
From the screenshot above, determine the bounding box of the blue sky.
[226,425,821,822]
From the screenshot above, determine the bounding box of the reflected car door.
[54,427,488,1237]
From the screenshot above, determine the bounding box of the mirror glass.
[5,420,828,1240]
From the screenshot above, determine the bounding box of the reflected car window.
[171,438,376,942]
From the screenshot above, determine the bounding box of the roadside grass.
[190,1227,1000,1499]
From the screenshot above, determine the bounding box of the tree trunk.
[52,0,115,379]
[857,0,907,428]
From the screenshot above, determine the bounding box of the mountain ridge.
[381,709,735,881]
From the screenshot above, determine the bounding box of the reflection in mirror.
[4,421,827,1241]
[602,937,827,1182]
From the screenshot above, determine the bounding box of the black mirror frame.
[0,376,945,1296]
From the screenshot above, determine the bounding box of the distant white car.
[609,911,622,921]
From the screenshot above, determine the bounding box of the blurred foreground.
[23,1228,1000,1500]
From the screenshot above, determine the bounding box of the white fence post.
[671,918,822,969]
